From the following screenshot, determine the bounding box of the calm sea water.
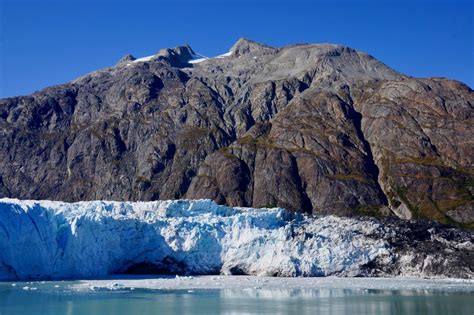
[0,281,473,315]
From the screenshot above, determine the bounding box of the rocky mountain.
[0,38,473,227]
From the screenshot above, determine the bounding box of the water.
[0,280,473,315]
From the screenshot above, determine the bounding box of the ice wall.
[0,198,391,280]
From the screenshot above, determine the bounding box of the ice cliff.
[0,198,472,280]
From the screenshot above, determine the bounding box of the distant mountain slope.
[0,38,472,226]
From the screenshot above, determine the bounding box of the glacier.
[0,198,472,280]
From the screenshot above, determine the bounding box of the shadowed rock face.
[0,38,473,226]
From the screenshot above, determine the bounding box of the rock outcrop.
[0,38,472,226]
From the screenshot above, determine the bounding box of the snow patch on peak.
[189,52,209,64]
[189,50,233,64]
[132,55,156,63]
[216,51,233,58]
[126,49,233,67]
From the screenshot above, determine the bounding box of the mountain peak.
[117,54,136,65]
[158,44,194,58]
[1,40,473,229]
[156,44,196,66]
[230,38,275,57]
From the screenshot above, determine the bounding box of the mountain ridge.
[0,38,472,227]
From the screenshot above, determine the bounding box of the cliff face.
[0,38,472,226]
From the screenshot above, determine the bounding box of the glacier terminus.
[0,198,472,280]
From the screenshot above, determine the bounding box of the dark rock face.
[0,38,473,226]
[364,218,474,278]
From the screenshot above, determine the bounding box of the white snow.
[132,55,156,63]
[127,49,232,66]
[189,50,233,64]
[216,51,233,58]
[0,198,395,280]
[188,52,209,64]
[188,57,208,64]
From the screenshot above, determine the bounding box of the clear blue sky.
[0,0,472,98]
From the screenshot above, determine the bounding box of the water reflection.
[0,283,473,315]
[219,288,473,314]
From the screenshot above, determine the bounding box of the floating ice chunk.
[106,283,125,290]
